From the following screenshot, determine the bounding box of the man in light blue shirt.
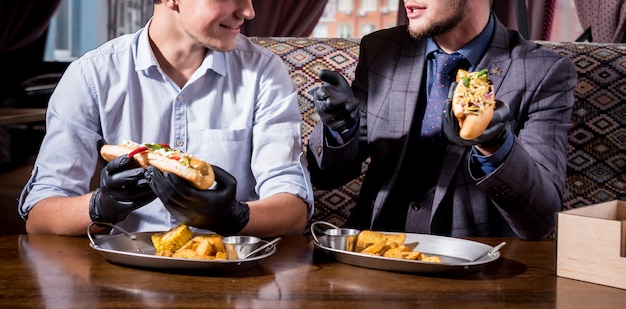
[18,0,313,237]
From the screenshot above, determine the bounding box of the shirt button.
[176,140,184,147]
[177,95,184,102]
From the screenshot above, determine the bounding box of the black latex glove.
[443,82,511,148]
[145,165,250,236]
[89,155,156,224]
[314,70,360,134]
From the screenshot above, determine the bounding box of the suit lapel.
[477,19,512,95]
[389,36,426,136]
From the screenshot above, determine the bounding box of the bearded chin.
[407,1,467,40]
[408,18,458,40]
[408,24,444,40]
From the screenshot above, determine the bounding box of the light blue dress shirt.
[18,21,314,233]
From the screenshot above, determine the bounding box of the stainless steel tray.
[314,232,501,274]
[88,223,275,273]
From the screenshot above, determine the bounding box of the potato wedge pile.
[356,230,442,263]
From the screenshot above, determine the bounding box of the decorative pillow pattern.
[252,37,626,233]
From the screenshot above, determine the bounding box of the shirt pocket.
[197,128,252,172]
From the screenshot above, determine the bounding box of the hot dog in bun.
[100,140,215,190]
[451,69,496,140]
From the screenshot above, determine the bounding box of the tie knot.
[434,52,465,76]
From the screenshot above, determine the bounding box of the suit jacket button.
[411,201,421,211]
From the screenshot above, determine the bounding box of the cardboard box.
[556,200,626,290]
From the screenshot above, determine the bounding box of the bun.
[100,140,215,190]
[452,69,496,140]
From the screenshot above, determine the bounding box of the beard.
[408,0,469,40]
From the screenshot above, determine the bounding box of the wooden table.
[0,108,46,126]
[1,235,624,308]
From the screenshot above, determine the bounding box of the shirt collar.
[135,18,226,77]
[426,13,495,70]
[135,19,158,72]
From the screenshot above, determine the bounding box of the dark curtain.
[397,0,556,41]
[490,0,556,40]
[241,0,328,37]
[574,0,626,43]
[0,0,62,53]
[1,0,63,107]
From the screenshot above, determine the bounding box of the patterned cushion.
[251,38,362,230]
[251,37,626,232]
[540,42,626,210]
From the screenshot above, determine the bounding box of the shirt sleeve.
[471,131,515,174]
[327,122,358,145]
[249,53,315,218]
[18,58,104,218]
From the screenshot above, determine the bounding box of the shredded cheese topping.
[454,69,495,116]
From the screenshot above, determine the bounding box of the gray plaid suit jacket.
[307,18,577,240]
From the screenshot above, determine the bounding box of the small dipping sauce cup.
[310,221,360,252]
[222,235,262,260]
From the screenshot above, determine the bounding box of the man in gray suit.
[307,0,577,240]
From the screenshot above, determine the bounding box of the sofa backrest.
[540,42,625,209]
[251,37,626,229]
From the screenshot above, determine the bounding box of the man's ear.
[163,0,178,10]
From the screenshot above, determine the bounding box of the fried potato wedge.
[151,225,227,260]
[356,230,441,263]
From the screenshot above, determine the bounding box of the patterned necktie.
[421,52,465,148]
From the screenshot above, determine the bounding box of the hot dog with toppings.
[451,69,496,140]
[100,140,215,190]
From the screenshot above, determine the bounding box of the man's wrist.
[222,201,250,236]
[327,120,358,145]
[472,132,514,174]
[89,188,125,224]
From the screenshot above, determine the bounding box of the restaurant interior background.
[0,0,624,234]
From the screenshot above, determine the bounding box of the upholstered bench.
[250,37,626,232]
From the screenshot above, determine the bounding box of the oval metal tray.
[314,232,501,274]
[89,230,275,273]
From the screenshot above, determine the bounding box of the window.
[45,0,149,62]
[387,0,399,11]
[361,0,377,12]
[312,0,398,38]
[360,24,377,37]
[51,0,71,61]
[313,24,330,38]
[337,0,353,14]
[337,24,353,38]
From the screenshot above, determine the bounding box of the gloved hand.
[443,82,511,148]
[89,155,156,224]
[314,70,360,134]
[145,165,250,236]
